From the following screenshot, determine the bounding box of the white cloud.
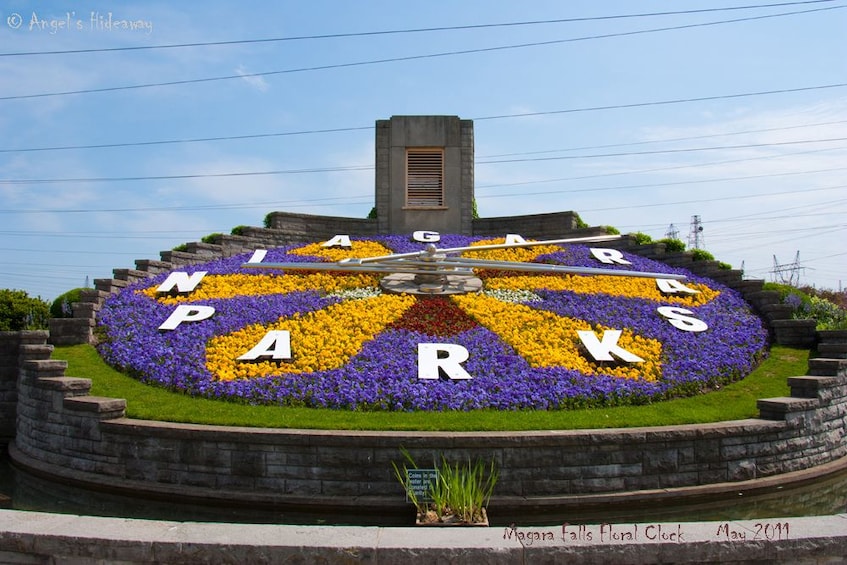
[235,65,269,92]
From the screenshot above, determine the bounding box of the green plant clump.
[573,214,588,229]
[231,226,248,236]
[602,225,620,235]
[657,238,686,253]
[392,447,498,524]
[200,233,223,244]
[630,232,653,245]
[172,243,189,252]
[690,249,715,262]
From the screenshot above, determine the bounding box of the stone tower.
[374,115,474,235]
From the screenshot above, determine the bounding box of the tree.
[0,289,50,331]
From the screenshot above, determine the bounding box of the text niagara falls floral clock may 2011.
[96,233,768,411]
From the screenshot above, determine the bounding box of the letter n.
[156,271,207,294]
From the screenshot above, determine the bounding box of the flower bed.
[96,235,768,411]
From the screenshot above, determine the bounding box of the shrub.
[630,232,653,245]
[263,213,273,228]
[796,296,847,330]
[574,214,588,229]
[0,289,50,331]
[172,243,189,252]
[231,226,248,236]
[657,238,686,253]
[367,207,378,219]
[603,225,620,235]
[50,288,85,318]
[200,233,223,244]
[690,249,715,262]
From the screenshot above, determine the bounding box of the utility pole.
[665,223,680,240]
[687,215,704,249]
[771,251,804,286]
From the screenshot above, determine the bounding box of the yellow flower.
[140,273,380,304]
[461,237,563,263]
[452,293,662,381]
[289,240,393,261]
[485,274,718,307]
[206,293,416,380]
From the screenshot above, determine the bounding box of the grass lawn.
[51,344,806,432]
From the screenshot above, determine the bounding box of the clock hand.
[436,256,686,280]
[343,234,622,265]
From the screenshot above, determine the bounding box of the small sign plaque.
[406,468,438,502]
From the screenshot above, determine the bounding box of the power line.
[2,5,841,101]
[1,1,834,57]
[3,134,844,185]
[477,136,847,164]
[3,111,845,157]
[473,84,847,121]
[0,126,372,154]
[476,119,847,159]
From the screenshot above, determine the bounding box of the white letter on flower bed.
[156,271,207,294]
[590,248,631,265]
[657,307,709,332]
[505,233,526,245]
[656,278,699,295]
[322,234,352,248]
[158,305,215,330]
[418,343,472,380]
[413,230,440,243]
[577,330,644,362]
[246,249,267,263]
[237,330,292,361]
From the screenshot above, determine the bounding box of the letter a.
[418,343,472,380]
[246,249,268,264]
[322,234,352,248]
[577,330,644,362]
[158,305,215,330]
[505,233,526,245]
[237,330,292,361]
[656,278,699,295]
[156,271,207,294]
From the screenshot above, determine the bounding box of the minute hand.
[437,256,686,280]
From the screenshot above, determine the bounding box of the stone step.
[817,343,847,359]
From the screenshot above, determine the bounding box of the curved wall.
[7,332,847,515]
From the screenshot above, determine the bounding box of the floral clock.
[97,232,769,411]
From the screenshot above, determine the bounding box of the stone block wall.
[8,334,847,512]
[0,331,50,445]
[472,212,586,239]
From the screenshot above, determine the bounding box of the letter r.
[418,343,472,380]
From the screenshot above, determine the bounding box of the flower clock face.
[97,233,769,411]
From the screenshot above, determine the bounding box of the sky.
[1,0,845,302]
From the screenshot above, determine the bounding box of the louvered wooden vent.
[406,149,444,207]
